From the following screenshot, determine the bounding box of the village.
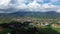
[12,17,60,28]
[0,17,60,34]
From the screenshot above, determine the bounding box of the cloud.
[27,0,41,11]
[56,9,60,13]
[36,0,44,3]
[0,0,60,13]
[17,0,33,5]
[14,0,60,12]
[0,0,11,9]
[51,0,58,3]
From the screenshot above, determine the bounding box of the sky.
[0,0,60,13]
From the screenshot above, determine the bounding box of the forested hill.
[0,11,60,19]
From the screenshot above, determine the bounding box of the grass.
[0,28,10,34]
[0,27,60,34]
[36,25,60,34]
[52,28,60,33]
[38,28,60,34]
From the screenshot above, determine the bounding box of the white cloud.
[56,9,60,13]
[0,0,11,9]
[50,0,60,5]
[17,0,33,4]
[16,4,28,10]
[36,0,44,3]
[27,0,41,11]
[11,0,60,12]
[0,0,60,13]
[17,0,25,3]
[0,0,10,5]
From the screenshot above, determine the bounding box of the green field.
[0,27,60,34]
[0,19,60,34]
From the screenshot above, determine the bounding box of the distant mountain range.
[0,11,60,19]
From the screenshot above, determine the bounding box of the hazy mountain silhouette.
[0,11,60,18]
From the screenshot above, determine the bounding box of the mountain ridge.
[0,11,60,19]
